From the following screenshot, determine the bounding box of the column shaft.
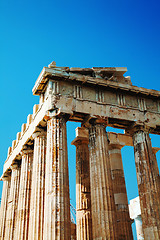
[28,132,46,240]
[89,122,116,239]
[109,145,133,240]
[43,117,71,240]
[4,163,21,240]
[0,175,11,239]
[71,223,76,240]
[72,127,92,240]
[133,130,160,239]
[15,150,33,240]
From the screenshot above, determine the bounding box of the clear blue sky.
[0,0,160,239]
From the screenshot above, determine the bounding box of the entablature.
[2,62,160,177]
[32,65,160,98]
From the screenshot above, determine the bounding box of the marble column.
[0,174,11,240]
[4,162,21,240]
[72,127,92,240]
[15,148,33,240]
[28,130,46,240]
[89,120,116,239]
[132,128,160,239]
[109,143,133,240]
[43,116,71,240]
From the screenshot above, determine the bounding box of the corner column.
[28,130,46,240]
[15,148,33,240]
[4,162,21,240]
[132,127,160,239]
[72,127,92,240]
[0,174,11,240]
[109,143,133,240]
[89,120,116,239]
[43,116,71,240]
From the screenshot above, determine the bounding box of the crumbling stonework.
[0,61,160,239]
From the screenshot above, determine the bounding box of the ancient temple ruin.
[0,61,160,239]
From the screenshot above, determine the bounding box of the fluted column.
[4,162,21,240]
[132,128,160,239]
[0,174,11,240]
[28,130,46,240]
[43,116,71,240]
[72,127,92,240]
[89,120,116,239]
[109,143,133,240]
[15,148,33,240]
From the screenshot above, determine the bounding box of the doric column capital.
[90,118,108,127]
[21,147,33,156]
[72,137,89,146]
[125,124,150,136]
[71,127,89,146]
[32,130,46,139]
[10,162,20,170]
[57,115,68,124]
[108,143,124,150]
[82,116,108,129]
[152,147,160,155]
[1,172,11,181]
[45,111,70,122]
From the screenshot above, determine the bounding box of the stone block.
[129,196,141,220]
[76,127,89,138]
[114,193,128,205]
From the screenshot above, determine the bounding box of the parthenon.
[0,61,160,239]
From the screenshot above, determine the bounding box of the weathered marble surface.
[0,62,160,240]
